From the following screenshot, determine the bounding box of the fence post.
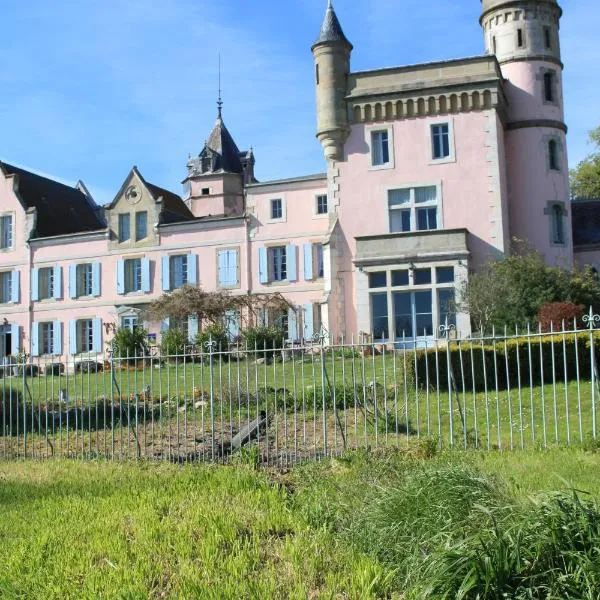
[440,317,455,447]
[204,337,217,460]
[583,307,599,439]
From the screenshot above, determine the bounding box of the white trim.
[313,193,329,219]
[384,180,444,234]
[266,195,287,224]
[0,211,15,252]
[426,118,456,165]
[366,124,395,171]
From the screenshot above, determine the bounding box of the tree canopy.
[570,126,600,199]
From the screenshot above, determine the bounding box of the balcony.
[354,228,469,266]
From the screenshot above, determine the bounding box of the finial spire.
[217,54,223,119]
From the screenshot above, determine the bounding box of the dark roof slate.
[144,181,195,224]
[0,161,105,238]
[572,199,600,247]
[205,117,244,174]
[313,1,352,49]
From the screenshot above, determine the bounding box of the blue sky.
[0,0,598,203]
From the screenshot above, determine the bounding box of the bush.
[110,327,149,360]
[196,324,229,355]
[538,301,586,332]
[160,328,187,358]
[242,327,285,357]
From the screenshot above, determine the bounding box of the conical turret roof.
[312,1,353,50]
[204,115,243,174]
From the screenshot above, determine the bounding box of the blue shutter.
[92,319,102,353]
[187,254,198,286]
[287,245,297,282]
[188,314,199,342]
[230,249,239,285]
[116,260,125,295]
[31,268,39,301]
[53,265,62,299]
[11,325,21,355]
[92,263,101,297]
[141,258,151,293]
[303,244,313,281]
[303,304,314,341]
[288,308,298,341]
[31,322,40,356]
[69,320,77,355]
[161,256,170,291]
[217,250,227,286]
[53,321,62,355]
[11,270,19,303]
[161,318,170,332]
[69,265,77,299]
[258,247,268,284]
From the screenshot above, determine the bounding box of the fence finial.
[583,306,600,330]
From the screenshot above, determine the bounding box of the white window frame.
[267,196,286,223]
[39,322,55,355]
[386,182,444,234]
[427,119,456,165]
[269,246,287,282]
[0,213,14,251]
[314,194,329,217]
[0,271,12,304]
[38,267,55,301]
[77,319,94,354]
[124,258,143,294]
[76,263,94,298]
[121,315,139,332]
[367,124,395,171]
[169,254,189,290]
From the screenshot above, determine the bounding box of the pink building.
[0,0,584,363]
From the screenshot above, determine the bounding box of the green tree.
[570,126,600,198]
[459,246,600,331]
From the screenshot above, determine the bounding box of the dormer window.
[201,153,213,173]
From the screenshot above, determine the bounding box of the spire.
[312,0,353,50]
[217,54,223,119]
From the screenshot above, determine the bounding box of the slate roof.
[0,161,105,238]
[144,181,194,224]
[205,116,244,174]
[572,199,600,247]
[312,1,353,50]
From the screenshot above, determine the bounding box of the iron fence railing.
[2,315,600,464]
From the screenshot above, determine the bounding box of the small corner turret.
[312,1,352,162]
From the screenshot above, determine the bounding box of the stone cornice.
[505,119,568,133]
[500,55,563,69]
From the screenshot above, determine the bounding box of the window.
[316,194,328,215]
[170,317,189,339]
[394,291,434,338]
[369,272,387,288]
[38,267,54,300]
[135,211,147,241]
[389,186,439,233]
[517,28,524,48]
[438,290,456,331]
[118,214,131,242]
[414,268,432,285]
[40,322,55,355]
[76,264,94,297]
[544,27,552,50]
[431,124,450,160]
[270,198,283,220]
[0,272,12,304]
[269,246,287,282]
[313,244,324,279]
[124,258,142,293]
[0,215,12,249]
[170,255,189,289]
[549,139,560,171]
[551,204,565,245]
[218,248,240,288]
[315,63,319,85]
[371,293,389,340]
[544,72,555,102]
[392,270,409,286]
[436,267,455,284]
[492,36,497,54]
[201,188,210,196]
[371,130,390,166]
[77,319,94,353]
[121,316,138,332]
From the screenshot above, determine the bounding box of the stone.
[231,411,268,451]
[194,401,207,409]
[255,358,266,365]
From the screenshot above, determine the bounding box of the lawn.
[2,447,600,599]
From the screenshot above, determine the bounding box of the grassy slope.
[1,448,600,599]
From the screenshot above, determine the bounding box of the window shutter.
[228,250,238,286]
[116,260,125,295]
[217,250,228,286]
[31,322,40,356]
[161,256,171,291]
[188,314,199,343]
[288,308,298,341]
[92,319,102,353]
[303,244,313,281]
[31,268,39,302]
[91,263,101,297]
[287,245,297,282]
[53,321,62,355]
[187,254,198,286]
[11,325,21,355]
[141,258,151,293]
[258,247,268,284]
[11,270,19,303]
[303,304,314,341]
[69,320,77,355]
[69,265,77,299]
[53,265,62,299]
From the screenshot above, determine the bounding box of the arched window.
[551,204,565,245]
[549,139,559,170]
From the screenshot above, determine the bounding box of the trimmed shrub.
[160,328,187,358]
[538,301,586,332]
[242,327,285,357]
[110,326,149,360]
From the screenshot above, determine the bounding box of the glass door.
[393,291,433,340]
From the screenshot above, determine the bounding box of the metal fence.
[2,315,600,465]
